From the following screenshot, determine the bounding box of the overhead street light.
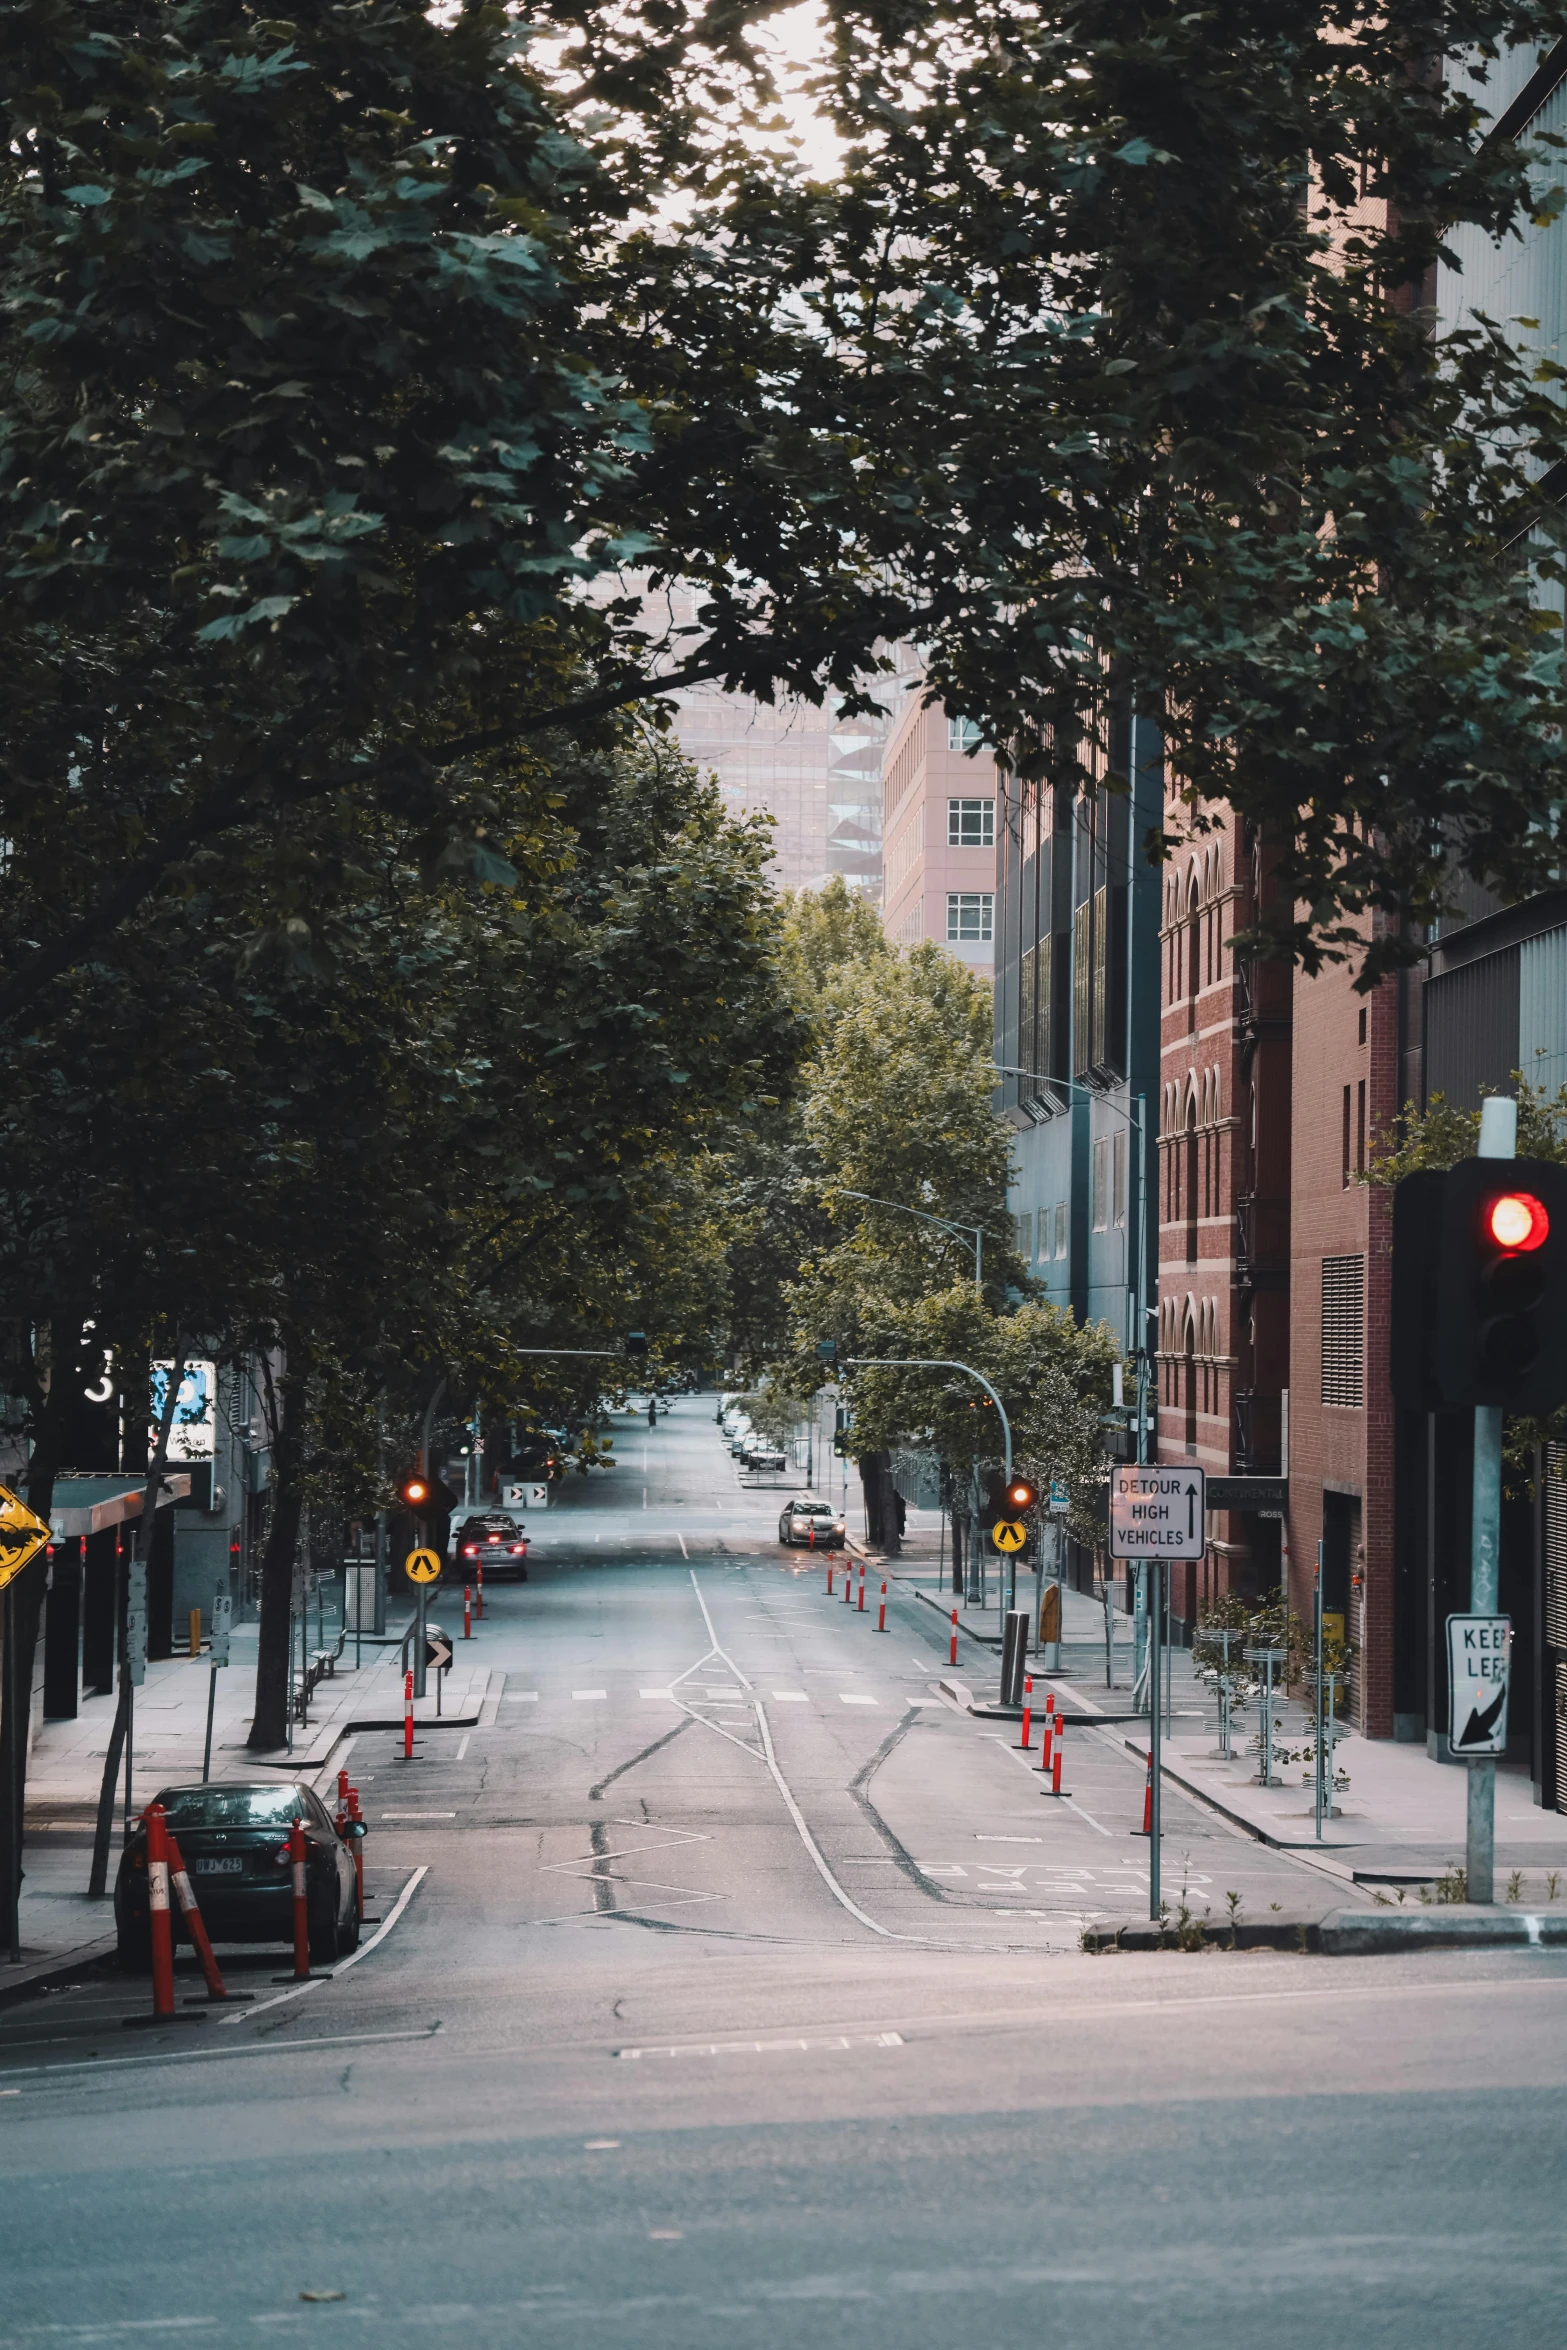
[835,1189,987,1295]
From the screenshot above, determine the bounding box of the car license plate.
[190,1856,243,1875]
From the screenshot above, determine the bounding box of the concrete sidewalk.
[8,1613,502,1996]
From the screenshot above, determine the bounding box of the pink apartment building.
[880,693,999,972]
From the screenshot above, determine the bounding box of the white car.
[778,1495,847,1548]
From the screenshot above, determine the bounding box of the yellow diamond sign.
[0,1483,52,1592]
[991,1518,1027,1554]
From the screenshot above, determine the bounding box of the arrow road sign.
[1108,1465,1206,1560]
[425,1626,453,1673]
[0,1483,51,1593]
[1447,1613,1511,1755]
[991,1519,1027,1553]
[404,1547,442,1584]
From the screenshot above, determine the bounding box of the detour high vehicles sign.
[1108,1466,1207,1561]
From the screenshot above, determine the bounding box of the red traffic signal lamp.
[1003,1474,1038,1514]
[398,1473,433,1512]
[1392,1158,1567,1412]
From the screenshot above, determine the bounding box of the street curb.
[1112,1731,1361,1874]
[0,1933,119,2011]
[1083,1918,1322,1954]
[1318,1906,1567,1955]
[910,1587,1001,1649]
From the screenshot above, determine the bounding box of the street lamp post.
[836,1190,986,1295]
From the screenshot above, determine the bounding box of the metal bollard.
[289,1816,310,1980]
[1020,1674,1033,1750]
[950,1608,958,1666]
[463,1585,472,1640]
[877,1579,887,1633]
[403,1668,414,1760]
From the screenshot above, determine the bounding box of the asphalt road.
[2,1399,1565,2348]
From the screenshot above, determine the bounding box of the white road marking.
[380,1811,455,1819]
[573,1690,608,1701]
[640,1688,676,1700]
[678,1533,689,1558]
[771,1690,809,1702]
[454,1734,470,1761]
[840,1693,878,1706]
[618,2031,904,2060]
[506,1692,539,1702]
[0,2025,440,2084]
[977,1834,1043,1843]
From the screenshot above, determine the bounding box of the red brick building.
[1155,816,1292,1635]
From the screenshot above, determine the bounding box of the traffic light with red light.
[1003,1474,1038,1514]
[1392,1157,1567,1412]
[398,1472,433,1512]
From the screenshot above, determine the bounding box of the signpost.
[990,1518,1027,1554]
[0,1483,50,1962]
[405,1547,441,1708]
[202,1590,232,1783]
[426,1623,453,1713]
[1109,1466,1206,1920]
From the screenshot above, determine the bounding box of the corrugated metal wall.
[1422,947,1520,1111]
[1519,924,1567,1098]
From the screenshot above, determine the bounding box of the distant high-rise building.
[669,677,893,897]
[880,686,999,975]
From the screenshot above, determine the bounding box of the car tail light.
[273,1844,293,1866]
[463,1544,478,1556]
[510,1543,525,1555]
[486,1533,501,1543]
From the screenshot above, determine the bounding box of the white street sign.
[209,1590,232,1669]
[528,1483,549,1508]
[1447,1614,1511,1755]
[1108,1465,1206,1560]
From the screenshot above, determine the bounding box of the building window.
[1092,1138,1109,1232]
[947,797,995,848]
[1054,1201,1068,1259]
[1015,1211,1033,1261]
[1112,1129,1127,1228]
[1321,1255,1365,1408]
[1356,1079,1366,1175]
[947,892,993,942]
[947,717,984,752]
[1342,1086,1351,1189]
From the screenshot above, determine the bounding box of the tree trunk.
[951,1507,964,1596]
[860,1453,883,1548]
[248,1358,307,1753]
[879,1456,902,1558]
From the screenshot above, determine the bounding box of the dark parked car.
[452,1511,529,1579]
[115,1781,360,1970]
[778,1495,847,1548]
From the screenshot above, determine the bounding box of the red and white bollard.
[877,1579,887,1633]
[288,1815,310,1980]
[809,1524,816,1552]
[827,1559,835,1595]
[167,1830,233,2002]
[146,1802,176,2019]
[1020,1674,1033,1750]
[463,1584,472,1640]
[475,1560,484,1619]
[844,1558,853,1605]
[1040,1693,1057,1775]
[348,1785,366,1922]
[337,1767,350,1811]
[403,1667,415,1760]
[950,1608,959,1667]
[1141,1749,1154,1835]
[1051,1716,1065,1798]
[857,1562,866,1613]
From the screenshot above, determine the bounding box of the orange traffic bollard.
[1050,1717,1065,1798]
[950,1608,958,1666]
[146,1802,176,2018]
[827,1560,834,1595]
[167,1829,249,2003]
[288,1816,310,1980]
[877,1579,887,1633]
[844,1558,852,1604]
[1141,1749,1154,1835]
[857,1562,865,1613]
[403,1667,414,1759]
[476,1559,484,1619]
[463,1585,472,1640]
[1020,1674,1033,1750]
[1041,1693,1056,1775]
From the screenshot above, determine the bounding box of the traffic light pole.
[1468,1095,1515,1905]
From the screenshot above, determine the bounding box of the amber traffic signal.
[1004,1474,1038,1514]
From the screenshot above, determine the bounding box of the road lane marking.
[505,1692,539,1702]
[380,1811,455,1819]
[640,1688,676,1700]
[678,1534,689,1558]
[840,1693,878,1706]
[772,1691,808,1702]
[617,2031,904,2060]
[573,1690,608,1701]
[0,2025,442,2085]
[454,1735,470,1761]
